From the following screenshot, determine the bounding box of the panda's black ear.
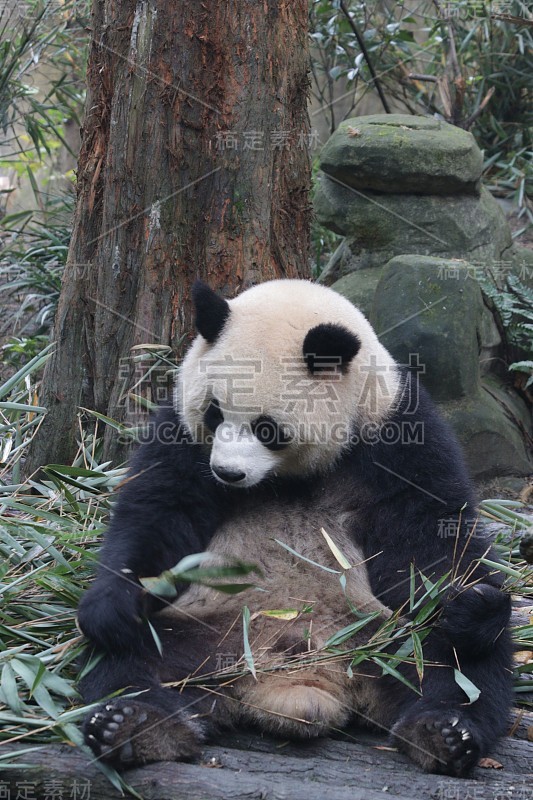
[192,280,231,343]
[303,323,361,374]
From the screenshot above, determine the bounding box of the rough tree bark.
[2,726,532,800]
[26,0,311,470]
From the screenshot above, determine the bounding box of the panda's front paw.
[439,584,511,657]
[77,580,145,652]
[84,699,203,766]
[392,710,480,776]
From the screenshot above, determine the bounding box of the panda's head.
[176,280,400,488]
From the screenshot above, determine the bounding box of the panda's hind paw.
[84,698,203,766]
[393,710,480,776]
[424,713,480,776]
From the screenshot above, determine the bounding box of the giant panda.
[78,279,512,776]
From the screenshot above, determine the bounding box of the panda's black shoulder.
[344,370,476,512]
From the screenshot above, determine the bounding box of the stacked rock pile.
[315,114,532,480]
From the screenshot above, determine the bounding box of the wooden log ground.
[1,718,531,800]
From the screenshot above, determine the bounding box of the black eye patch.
[204,398,224,432]
[251,416,291,451]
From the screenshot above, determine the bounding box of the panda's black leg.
[391,632,513,776]
[79,651,212,766]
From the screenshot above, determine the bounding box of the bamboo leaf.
[454,669,480,704]
[373,657,421,695]
[257,609,299,620]
[412,631,424,683]
[242,606,256,679]
[1,663,24,714]
[207,582,256,595]
[45,464,110,479]
[0,346,54,400]
[325,612,380,648]
[147,620,163,657]
[321,527,351,569]
[413,595,441,625]
[140,571,179,599]
[275,538,340,574]
[140,559,259,599]
[409,563,416,613]
[0,401,47,413]
[10,659,59,718]
[480,557,525,579]
[79,407,133,434]
[44,467,104,495]
[30,658,46,695]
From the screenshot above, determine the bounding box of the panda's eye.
[204,398,224,432]
[251,416,291,451]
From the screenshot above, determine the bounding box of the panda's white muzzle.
[210,422,280,488]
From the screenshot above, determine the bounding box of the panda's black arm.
[351,468,511,663]
[350,387,510,633]
[77,406,223,653]
[358,490,505,605]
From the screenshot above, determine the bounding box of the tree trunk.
[2,726,532,800]
[26,0,311,471]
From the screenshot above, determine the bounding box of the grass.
[0,347,531,790]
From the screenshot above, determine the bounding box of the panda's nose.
[212,466,246,484]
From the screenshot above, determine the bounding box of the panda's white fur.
[176,280,401,486]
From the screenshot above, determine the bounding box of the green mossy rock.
[483,374,533,434]
[478,301,503,377]
[330,268,384,318]
[439,384,532,479]
[370,256,483,402]
[314,176,512,272]
[315,116,531,480]
[319,114,483,196]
